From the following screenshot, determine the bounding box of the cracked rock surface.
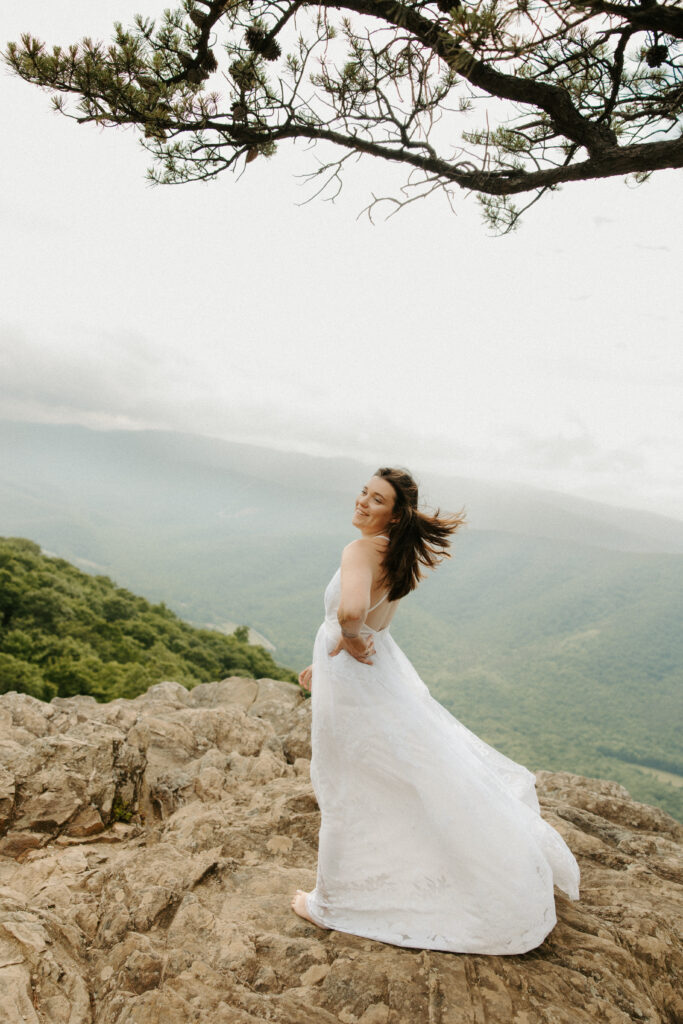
[0,678,681,1023]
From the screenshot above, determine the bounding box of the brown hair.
[375,467,466,602]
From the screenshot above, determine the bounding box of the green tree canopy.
[5,0,682,229]
[0,536,296,702]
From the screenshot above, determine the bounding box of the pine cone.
[245,26,282,61]
[245,27,266,51]
[187,67,207,84]
[645,44,668,68]
[229,59,258,91]
[436,0,461,12]
[262,38,281,62]
[200,48,218,73]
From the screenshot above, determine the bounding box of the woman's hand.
[298,665,313,692]
[330,632,376,665]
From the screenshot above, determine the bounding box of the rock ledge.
[0,680,681,1023]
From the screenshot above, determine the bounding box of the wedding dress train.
[305,567,580,955]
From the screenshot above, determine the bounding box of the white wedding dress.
[305,566,580,954]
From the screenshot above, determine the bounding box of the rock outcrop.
[0,679,681,1024]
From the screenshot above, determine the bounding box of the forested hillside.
[0,537,296,702]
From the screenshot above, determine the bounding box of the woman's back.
[363,589,398,633]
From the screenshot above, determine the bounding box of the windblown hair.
[375,467,466,602]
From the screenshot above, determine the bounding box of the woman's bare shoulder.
[342,538,370,558]
[342,537,386,564]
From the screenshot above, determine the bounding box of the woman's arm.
[337,539,374,632]
[332,540,379,664]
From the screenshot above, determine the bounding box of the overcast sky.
[1,1,682,520]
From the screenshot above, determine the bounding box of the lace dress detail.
[306,567,580,954]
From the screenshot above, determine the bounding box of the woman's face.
[352,476,396,536]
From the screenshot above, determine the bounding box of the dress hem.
[304,891,557,956]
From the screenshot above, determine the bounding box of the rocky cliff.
[0,680,681,1024]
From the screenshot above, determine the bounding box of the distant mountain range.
[2,420,683,554]
[1,419,682,819]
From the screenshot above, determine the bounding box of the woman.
[292,467,579,955]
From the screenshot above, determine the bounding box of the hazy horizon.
[4,419,683,544]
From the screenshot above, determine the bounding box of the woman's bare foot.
[291,889,327,928]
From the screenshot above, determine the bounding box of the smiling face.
[352,476,397,537]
